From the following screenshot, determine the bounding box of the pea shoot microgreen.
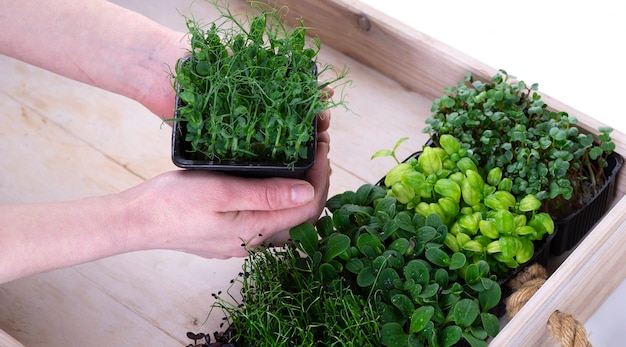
[172,1,349,167]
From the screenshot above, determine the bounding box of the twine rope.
[505,263,592,347]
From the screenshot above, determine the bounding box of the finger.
[319,85,335,100]
[252,141,331,246]
[317,130,330,145]
[317,109,331,134]
[306,141,330,193]
[207,175,315,213]
[317,85,333,128]
[259,141,331,237]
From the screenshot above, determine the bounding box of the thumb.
[219,177,315,212]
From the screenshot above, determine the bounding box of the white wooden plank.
[0,84,144,203]
[0,89,180,346]
[0,328,24,347]
[0,268,184,347]
[0,54,175,184]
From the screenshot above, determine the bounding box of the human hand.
[120,110,332,259]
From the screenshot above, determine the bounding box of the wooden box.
[1,0,624,346]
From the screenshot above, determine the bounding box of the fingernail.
[291,184,314,204]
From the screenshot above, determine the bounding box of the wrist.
[133,29,188,120]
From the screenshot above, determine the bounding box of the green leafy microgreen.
[424,69,617,219]
[203,65,620,346]
[171,1,349,166]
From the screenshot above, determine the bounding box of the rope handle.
[505,263,592,347]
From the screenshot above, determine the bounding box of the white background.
[359,0,626,133]
[358,1,626,345]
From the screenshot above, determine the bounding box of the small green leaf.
[481,312,501,337]
[463,263,480,284]
[444,233,460,253]
[518,194,542,212]
[528,212,555,235]
[289,222,318,256]
[449,252,466,270]
[462,332,488,347]
[440,134,461,155]
[318,262,338,283]
[458,213,480,235]
[516,225,537,236]
[419,146,444,176]
[179,90,196,104]
[499,235,519,259]
[494,209,516,235]
[391,182,415,204]
[382,250,404,269]
[498,178,513,192]
[434,268,450,287]
[416,225,438,243]
[457,157,479,175]
[455,232,471,249]
[486,240,501,254]
[403,171,430,198]
[323,233,351,262]
[409,305,435,333]
[602,141,616,152]
[440,325,463,347]
[425,247,450,267]
[476,260,490,277]
[469,326,488,340]
[393,137,410,151]
[379,268,401,291]
[408,333,426,347]
[516,238,535,263]
[461,171,484,207]
[395,212,415,232]
[451,298,480,327]
[484,191,516,210]
[479,220,499,239]
[419,283,440,299]
[435,179,462,203]
[354,183,376,206]
[381,323,409,347]
[392,294,416,318]
[315,215,334,238]
[478,278,501,311]
[345,258,364,274]
[389,238,411,254]
[462,240,484,253]
[588,147,602,161]
[357,233,383,257]
[370,149,392,159]
[375,197,398,218]
[357,267,377,287]
[404,259,430,286]
[486,167,502,186]
[385,163,414,187]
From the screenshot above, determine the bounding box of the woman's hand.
[121,129,330,258]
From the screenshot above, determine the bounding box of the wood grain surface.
[1,0,625,346]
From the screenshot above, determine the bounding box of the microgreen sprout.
[172,1,349,167]
[424,70,617,219]
[371,137,410,164]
